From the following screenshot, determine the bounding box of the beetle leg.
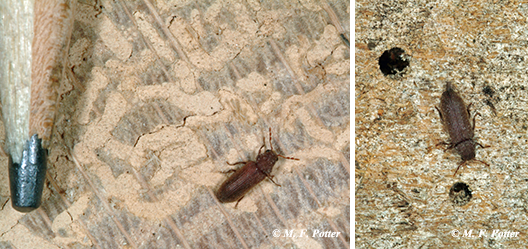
[436,141,454,151]
[257,168,282,187]
[475,142,490,149]
[222,161,246,174]
[234,196,244,209]
[219,169,237,174]
[472,112,481,130]
[226,161,247,166]
[266,175,282,187]
[435,106,443,121]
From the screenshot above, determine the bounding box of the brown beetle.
[436,82,489,176]
[215,128,299,206]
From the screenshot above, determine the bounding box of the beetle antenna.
[278,155,299,161]
[453,161,466,176]
[269,127,273,151]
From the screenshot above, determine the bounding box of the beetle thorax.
[256,150,278,174]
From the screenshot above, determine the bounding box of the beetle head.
[455,140,476,161]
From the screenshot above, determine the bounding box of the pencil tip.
[9,134,47,213]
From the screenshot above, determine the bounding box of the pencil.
[0,0,73,212]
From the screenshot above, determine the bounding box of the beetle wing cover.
[216,162,266,203]
[440,83,474,143]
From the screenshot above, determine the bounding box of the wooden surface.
[356,0,528,248]
[0,0,350,248]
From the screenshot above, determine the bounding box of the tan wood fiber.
[30,0,74,148]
